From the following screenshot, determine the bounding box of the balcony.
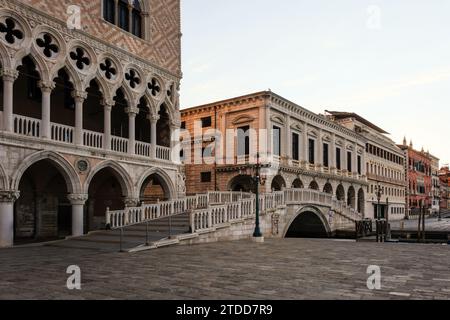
[9,114,171,162]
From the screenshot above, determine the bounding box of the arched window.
[103,0,144,39]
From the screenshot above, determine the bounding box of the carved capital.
[125,107,140,115]
[67,194,89,205]
[147,114,160,123]
[71,90,88,102]
[1,69,19,82]
[0,191,20,203]
[124,198,140,208]
[101,98,115,108]
[38,80,56,93]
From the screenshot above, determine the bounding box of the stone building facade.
[430,153,441,214]
[325,112,407,221]
[398,140,432,216]
[439,166,450,210]
[0,0,183,247]
[181,91,368,216]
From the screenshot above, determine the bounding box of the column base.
[252,236,265,243]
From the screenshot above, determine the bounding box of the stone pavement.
[0,238,449,300]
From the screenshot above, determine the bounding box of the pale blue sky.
[180,0,450,164]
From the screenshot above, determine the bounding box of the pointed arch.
[0,161,9,190]
[83,160,133,197]
[11,151,82,194]
[137,167,176,200]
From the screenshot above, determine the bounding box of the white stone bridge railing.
[106,191,249,230]
[106,189,363,233]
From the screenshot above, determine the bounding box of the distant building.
[439,166,450,210]
[181,91,368,217]
[326,112,407,221]
[430,154,441,214]
[398,140,433,217]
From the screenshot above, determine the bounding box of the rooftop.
[325,111,389,135]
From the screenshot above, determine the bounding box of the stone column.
[170,121,181,163]
[149,115,160,159]
[343,141,348,173]
[302,122,308,166]
[39,81,55,139]
[114,0,119,25]
[353,142,358,175]
[1,69,18,132]
[102,100,114,151]
[126,106,139,156]
[285,115,291,164]
[72,91,87,145]
[0,191,20,247]
[68,194,88,237]
[330,132,336,170]
[317,128,323,169]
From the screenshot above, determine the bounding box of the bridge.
[86,189,364,252]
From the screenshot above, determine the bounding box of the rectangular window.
[323,143,329,168]
[292,133,299,161]
[103,0,115,23]
[273,126,281,156]
[308,139,315,164]
[347,151,352,172]
[237,126,250,156]
[201,172,212,183]
[201,116,212,128]
[180,121,186,130]
[119,0,129,31]
[357,155,362,175]
[336,148,341,170]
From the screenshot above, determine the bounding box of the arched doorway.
[14,160,71,243]
[229,175,255,193]
[139,173,171,204]
[323,183,333,194]
[86,167,128,231]
[271,175,286,191]
[347,186,356,209]
[285,210,330,238]
[309,180,319,191]
[336,184,345,201]
[292,178,304,189]
[357,188,365,215]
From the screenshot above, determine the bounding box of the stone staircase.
[46,213,191,253]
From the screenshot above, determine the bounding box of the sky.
[180,0,450,165]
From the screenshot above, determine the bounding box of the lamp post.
[374,183,384,242]
[251,153,266,241]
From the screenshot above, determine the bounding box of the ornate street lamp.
[374,183,384,220]
[252,153,266,240]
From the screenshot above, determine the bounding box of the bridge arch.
[284,206,331,238]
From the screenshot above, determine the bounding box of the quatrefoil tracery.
[0,18,23,45]
[36,33,59,58]
[100,59,117,80]
[148,78,161,97]
[125,69,141,89]
[70,47,90,70]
